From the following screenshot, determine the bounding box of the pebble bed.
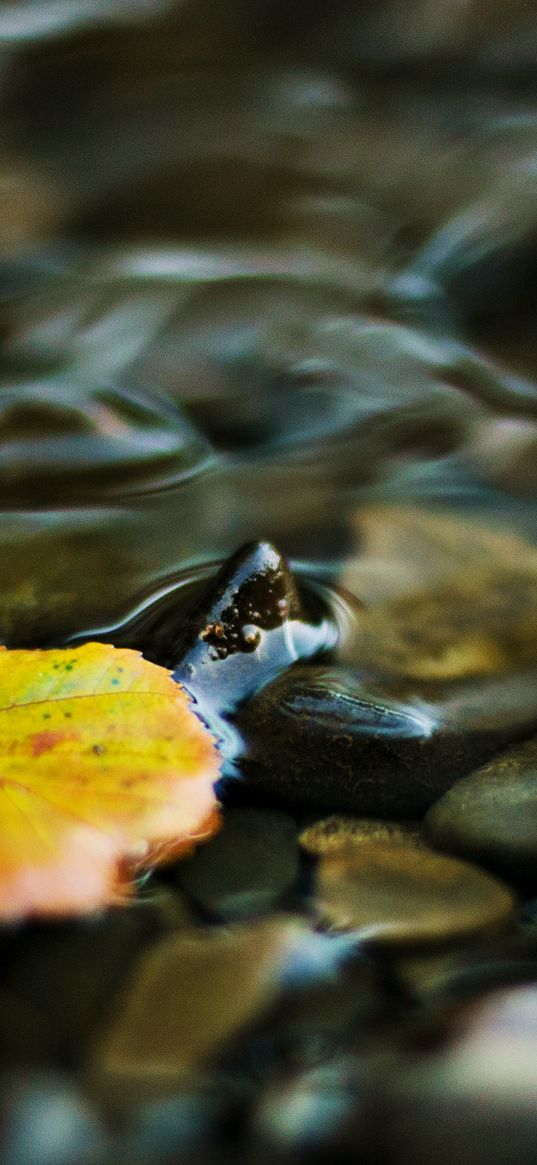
[0,3,537,1164]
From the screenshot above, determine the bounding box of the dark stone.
[263,937,385,1069]
[0,991,59,1067]
[424,736,537,880]
[235,665,537,816]
[175,808,299,920]
[519,897,537,929]
[97,1087,234,1164]
[382,923,537,1007]
[1,894,184,1061]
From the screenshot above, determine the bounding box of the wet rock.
[155,541,333,715]
[424,736,537,880]
[2,894,185,1059]
[300,815,424,856]
[314,842,514,947]
[378,984,537,1165]
[519,897,537,930]
[236,665,537,816]
[175,807,299,920]
[340,506,537,680]
[93,918,316,1084]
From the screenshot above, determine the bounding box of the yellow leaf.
[0,642,221,920]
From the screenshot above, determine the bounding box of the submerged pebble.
[314,842,514,947]
[340,506,537,680]
[0,991,59,1068]
[0,1074,105,1165]
[1,895,185,1058]
[175,808,299,920]
[425,736,537,880]
[300,815,424,855]
[93,919,315,1083]
[236,665,537,815]
[249,1054,368,1163]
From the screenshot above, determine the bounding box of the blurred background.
[0,0,536,644]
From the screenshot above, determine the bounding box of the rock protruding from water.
[170,541,334,714]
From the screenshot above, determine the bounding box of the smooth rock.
[315,842,514,947]
[264,945,384,1071]
[424,736,537,879]
[175,807,299,920]
[93,918,315,1082]
[518,897,537,930]
[390,942,537,1007]
[236,665,537,815]
[95,1086,232,1164]
[300,815,424,856]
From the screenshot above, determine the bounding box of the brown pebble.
[316,843,514,947]
[341,505,537,680]
[92,918,309,1082]
[424,736,537,879]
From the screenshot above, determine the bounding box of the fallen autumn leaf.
[0,642,221,920]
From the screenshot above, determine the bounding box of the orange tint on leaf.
[0,643,221,920]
